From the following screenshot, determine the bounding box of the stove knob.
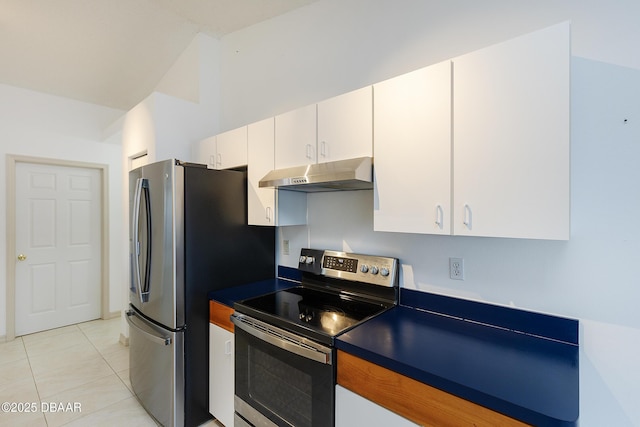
[305,256,315,264]
[299,313,305,320]
[370,266,379,275]
[380,267,390,277]
[360,264,369,273]
[299,256,307,264]
[305,313,314,322]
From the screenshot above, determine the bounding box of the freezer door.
[129,159,184,329]
[127,309,184,427]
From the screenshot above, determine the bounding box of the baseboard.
[119,332,129,346]
[105,310,121,320]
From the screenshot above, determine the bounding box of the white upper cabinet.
[274,87,373,169]
[274,103,317,169]
[317,86,373,162]
[193,126,248,170]
[248,118,276,226]
[373,61,452,234]
[452,22,570,240]
[193,135,217,168]
[248,117,307,226]
[373,22,570,240]
[214,126,248,170]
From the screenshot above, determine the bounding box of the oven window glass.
[235,327,334,427]
[250,346,312,426]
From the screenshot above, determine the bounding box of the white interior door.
[15,162,102,336]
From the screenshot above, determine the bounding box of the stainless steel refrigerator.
[126,159,275,427]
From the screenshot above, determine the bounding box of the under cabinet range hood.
[259,156,373,192]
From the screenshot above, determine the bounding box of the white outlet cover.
[449,257,464,280]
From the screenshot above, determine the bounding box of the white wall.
[218,1,640,425]
[0,83,124,337]
[218,0,640,130]
[122,33,222,164]
[118,33,223,340]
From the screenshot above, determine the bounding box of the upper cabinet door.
[247,118,276,226]
[193,136,217,168]
[374,61,452,234]
[452,22,570,240]
[274,103,317,169]
[215,126,248,170]
[317,86,373,162]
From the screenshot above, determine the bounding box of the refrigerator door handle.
[132,178,151,303]
[126,310,172,346]
[141,179,152,303]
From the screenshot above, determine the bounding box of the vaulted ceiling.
[0,0,319,110]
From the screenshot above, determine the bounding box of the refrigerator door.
[127,308,184,427]
[129,159,184,329]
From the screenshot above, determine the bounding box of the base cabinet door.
[335,385,418,427]
[209,323,234,427]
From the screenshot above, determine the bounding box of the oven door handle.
[231,314,332,365]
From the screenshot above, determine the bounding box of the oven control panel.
[298,248,398,288]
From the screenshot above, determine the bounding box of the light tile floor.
[0,317,221,427]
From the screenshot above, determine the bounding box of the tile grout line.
[21,321,129,427]
[77,320,134,397]
[58,320,139,427]
[17,335,48,426]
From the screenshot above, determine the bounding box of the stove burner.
[234,249,399,345]
[235,286,391,342]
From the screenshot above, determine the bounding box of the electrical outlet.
[449,257,464,280]
[282,239,290,255]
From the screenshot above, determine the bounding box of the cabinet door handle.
[435,205,444,229]
[320,141,327,158]
[216,153,222,167]
[266,206,272,222]
[306,144,314,160]
[463,204,472,229]
[224,340,232,355]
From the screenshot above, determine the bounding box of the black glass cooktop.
[235,286,391,344]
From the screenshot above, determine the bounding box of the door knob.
[17,254,27,261]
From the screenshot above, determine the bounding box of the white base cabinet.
[209,323,234,427]
[335,385,419,427]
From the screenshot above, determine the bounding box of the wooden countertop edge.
[209,300,234,333]
[337,350,529,427]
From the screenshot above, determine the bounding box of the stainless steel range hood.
[259,157,373,192]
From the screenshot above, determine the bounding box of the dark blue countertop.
[209,270,579,426]
[336,290,579,426]
[208,266,300,307]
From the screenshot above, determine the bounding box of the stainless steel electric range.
[232,248,399,427]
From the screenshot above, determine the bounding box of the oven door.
[232,314,335,427]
